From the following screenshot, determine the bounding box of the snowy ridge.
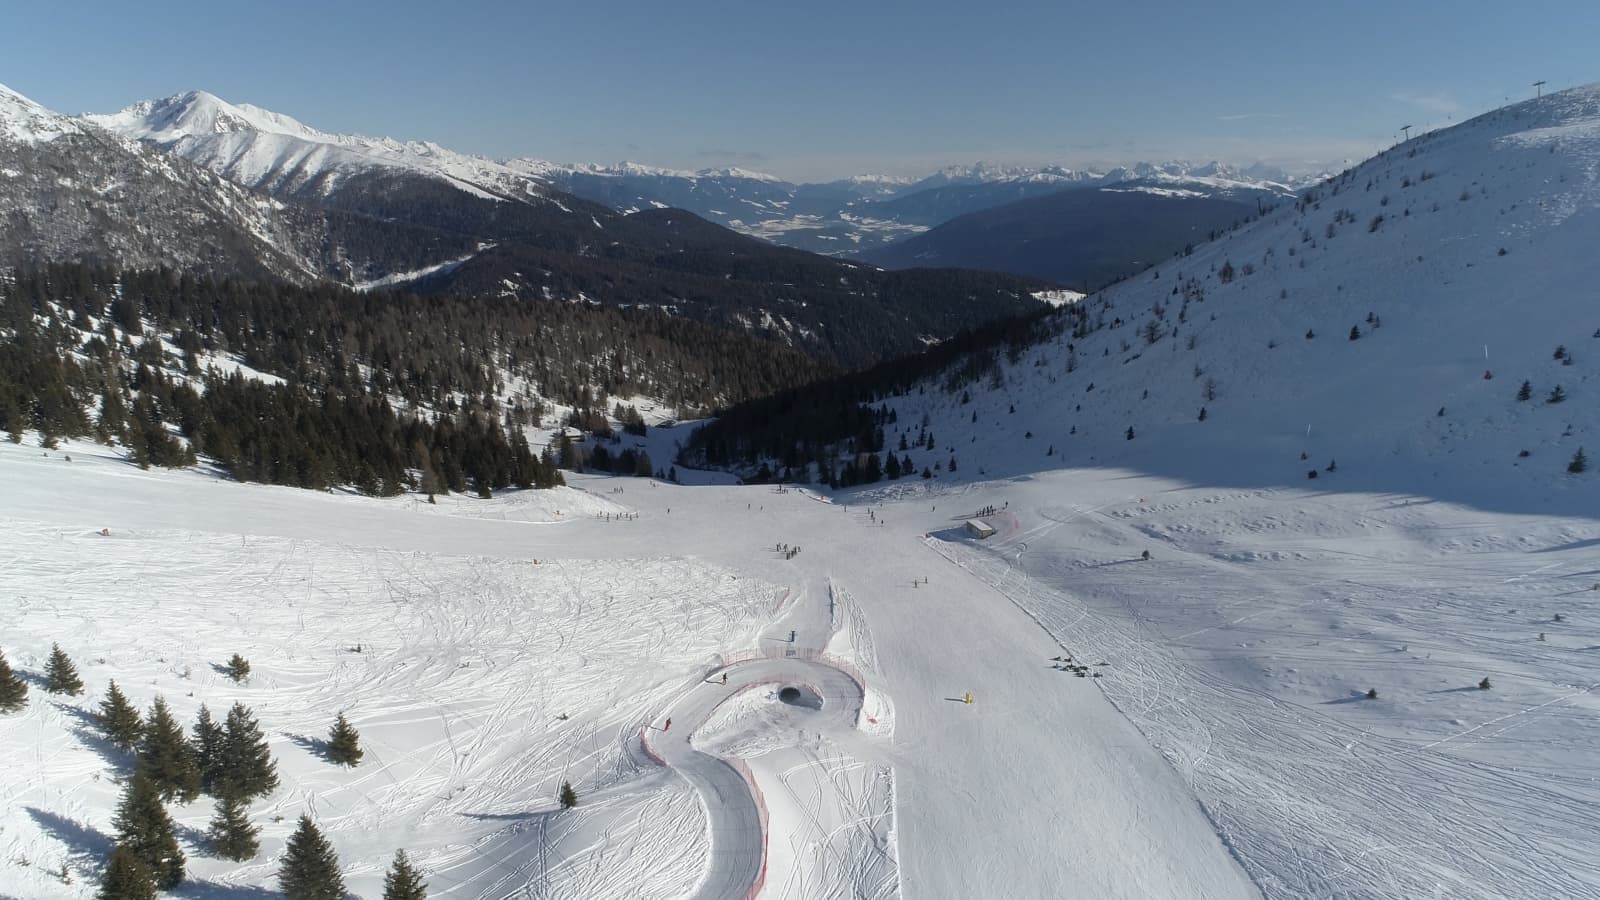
[509,158,790,185]
[0,81,82,144]
[86,90,556,203]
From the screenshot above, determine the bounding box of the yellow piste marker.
[963,692,973,705]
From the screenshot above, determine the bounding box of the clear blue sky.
[3,0,1595,181]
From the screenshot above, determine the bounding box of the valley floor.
[5,437,1596,898]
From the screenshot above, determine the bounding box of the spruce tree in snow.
[97,680,144,751]
[382,849,428,900]
[559,781,578,809]
[1517,380,1532,402]
[1548,385,1566,404]
[1198,406,1208,422]
[111,771,185,889]
[139,697,201,804]
[218,702,278,802]
[45,643,84,695]
[1479,677,1492,690]
[326,712,363,767]
[1349,325,1361,341]
[224,654,251,683]
[278,815,345,900]
[193,704,225,794]
[98,845,156,900]
[1569,447,1588,474]
[1125,426,1136,440]
[0,649,28,713]
[208,793,260,862]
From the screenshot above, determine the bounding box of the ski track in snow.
[926,483,1600,900]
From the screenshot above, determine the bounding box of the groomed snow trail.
[643,659,864,900]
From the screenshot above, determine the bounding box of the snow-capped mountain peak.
[85,90,557,204]
[94,90,326,142]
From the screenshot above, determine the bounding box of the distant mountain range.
[517,158,1310,259]
[1,84,1049,369]
[84,89,1314,267]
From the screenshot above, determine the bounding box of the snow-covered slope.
[0,82,82,143]
[0,436,1259,899]
[869,82,1600,513]
[87,91,558,205]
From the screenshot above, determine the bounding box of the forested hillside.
[0,265,829,494]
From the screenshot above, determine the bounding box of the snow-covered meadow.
[0,441,780,898]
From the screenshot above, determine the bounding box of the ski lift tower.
[1534,80,1547,98]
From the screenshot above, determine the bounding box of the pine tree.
[97,680,144,751]
[1516,380,1532,402]
[45,643,84,696]
[382,849,428,900]
[98,845,156,900]
[217,702,278,802]
[139,697,201,804]
[1548,385,1566,404]
[326,712,363,767]
[192,704,225,795]
[224,654,251,683]
[559,781,578,809]
[1569,447,1588,474]
[111,771,185,890]
[278,815,345,900]
[208,793,260,862]
[0,649,28,713]
[1348,325,1361,341]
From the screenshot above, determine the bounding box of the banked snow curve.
[639,655,866,900]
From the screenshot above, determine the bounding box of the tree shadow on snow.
[173,821,209,851]
[25,807,113,862]
[169,882,283,899]
[285,732,330,762]
[55,703,139,775]
[1530,537,1600,553]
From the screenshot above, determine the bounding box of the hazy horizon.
[3,0,1595,182]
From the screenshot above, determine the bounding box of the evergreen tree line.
[680,303,1074,481]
